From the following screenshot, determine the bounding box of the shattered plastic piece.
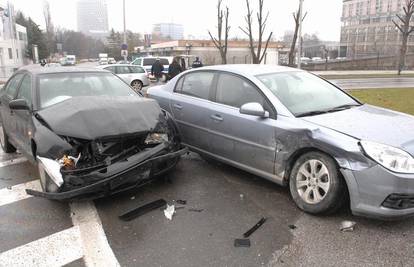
[176,199,187,205]
[119,199,167,221]
[243,217,267,238]
[234,238,251,248]
[188,208,204,212]
[59,153,81,170]
[340,221,356,232]
[288,224,297,230]
[130,196,135,200]
[164,204,175,220]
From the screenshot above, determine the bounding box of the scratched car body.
[0,67,186,200]
[148,64,414,219]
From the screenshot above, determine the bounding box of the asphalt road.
[1,148,414,266]
[330,77,414,90]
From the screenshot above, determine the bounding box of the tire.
[131,80,143,92]
[289,151,347,215]
[0,123,16,153]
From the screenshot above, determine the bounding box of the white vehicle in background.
[61,55,76,66]
[97,64,150,91]
[131,56,170,81]
[108,57,116,64]
[98,53,108,65]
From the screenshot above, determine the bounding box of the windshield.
[38,72,138,109]
[256,71,360,117]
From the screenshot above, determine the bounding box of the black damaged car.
[0,67,187,200]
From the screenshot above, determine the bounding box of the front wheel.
[289,152,347,215]
[0,123,16,153]
[131,80,143,92]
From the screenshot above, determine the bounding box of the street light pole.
[297,0,304,69]
[123,0,127,61]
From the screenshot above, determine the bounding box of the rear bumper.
[26,144,187,201]
[341,165,414,220]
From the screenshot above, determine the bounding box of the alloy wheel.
[296,159,331,204]
[131,81,143,91]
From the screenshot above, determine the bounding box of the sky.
[11,0,343,41]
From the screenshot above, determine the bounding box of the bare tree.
[393,0,414,75]
[43,0,55,55]
[208,0,230,64]
[288,3,307,66]
[239,0,273,64]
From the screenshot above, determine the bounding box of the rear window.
[143,58,169,66]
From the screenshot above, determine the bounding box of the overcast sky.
[12,0,343,41]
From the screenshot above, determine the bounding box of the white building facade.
[77,0,109,39]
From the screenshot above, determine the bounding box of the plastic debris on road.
[234,238,251,248]
[164,204,175,220]
[340,220,356,232]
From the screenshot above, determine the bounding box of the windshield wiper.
[296,104,361,118]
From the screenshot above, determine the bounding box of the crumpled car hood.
[302,104,414,155]
[36,96,162,140]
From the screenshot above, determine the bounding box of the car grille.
[382,194,414,210]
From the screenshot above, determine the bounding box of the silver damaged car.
[148,65,414,219]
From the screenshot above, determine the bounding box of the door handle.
[173,103,183,110]
[210,114,223,122]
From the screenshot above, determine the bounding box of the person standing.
[151,58,164,83]
[168,57,183,80]
[192,57,203,68]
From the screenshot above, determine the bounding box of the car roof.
[96,64,142,68]
[17,65,109,75]
[195,64,300,77]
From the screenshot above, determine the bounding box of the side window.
[178,72,214,100]
[116,66,131,74]
[129,66,145,73]
[216,73,267,108]
[175,76,184,92]
[16,74,32,107]
[104,66,116,73]
[4,73,24,98]
[133,58,142,66]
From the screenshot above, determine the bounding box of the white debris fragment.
[164,204,175,220]
[340,221,356,232]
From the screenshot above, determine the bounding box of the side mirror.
[9,99,30,111]
[240,102,269,118]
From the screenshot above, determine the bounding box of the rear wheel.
[0,123,16,153]
[131,80,143,92]
[289,152,346,214]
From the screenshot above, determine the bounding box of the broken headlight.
[145,133,168,145]
[360,141,414,174]
[37,156,64,192]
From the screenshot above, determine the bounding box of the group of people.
[151,56,203,82]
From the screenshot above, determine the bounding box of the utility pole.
[297,0,304,69]
[123,0,127,61]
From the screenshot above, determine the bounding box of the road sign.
[121,44,128,50]
[121,50,128,57]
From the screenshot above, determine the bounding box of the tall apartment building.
[152,23,184,41]
[0,1,28,78]
[340,0,408,58]
[76,0,109,39]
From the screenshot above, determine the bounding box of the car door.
[169,71,216,153]
[13,74,34,155]
[208,72,278,176]
[0,73,24,145]
[115,65,133,84]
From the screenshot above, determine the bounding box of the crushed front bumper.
[26,143,188,201]
[341,165,414,220]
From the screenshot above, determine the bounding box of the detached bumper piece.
[26,143,188,201]
[382,194,414,210]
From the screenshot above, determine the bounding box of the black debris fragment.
[119,199,167,221]
[175,206,185,210]
[188,208,204,212]
[234,238,251,248]
[288,224,297,230]
[243,217,267,238]
[176,199,187,205]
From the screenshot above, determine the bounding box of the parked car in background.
[148,64,414,220]
[117,60,131,64]
[0,66,186,200]
[98,53,108,65]
[97,64,150,91]
[60,55,76,66]
[131,57,170,81]
[108,58,116,64]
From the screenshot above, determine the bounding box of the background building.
[340,0,406,59]
[0,1,28,78]
[76,0,109,39]
[152,23,184,41]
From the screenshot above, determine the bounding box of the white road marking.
[70,202,120,267]
[0,180,41,207]
[0,226,83,267]
[0,157,27,168]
